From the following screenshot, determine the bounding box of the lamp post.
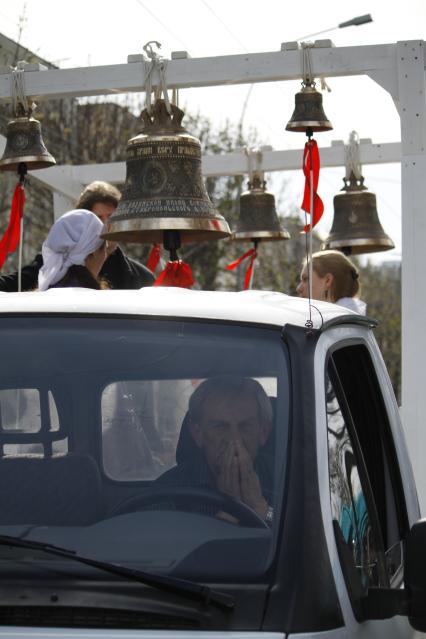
[295,14,373,41]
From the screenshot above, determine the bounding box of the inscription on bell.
[116,198,214,217]
[177,146,199,157]
[128,141,200,160]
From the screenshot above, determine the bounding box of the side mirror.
[405,518,426,632]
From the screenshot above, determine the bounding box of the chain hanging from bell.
[104,43,230,247]
[322,132,394,255]
[286,43,332,133]
[0,66,55,172]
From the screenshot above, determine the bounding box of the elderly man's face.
[190,391,269,476]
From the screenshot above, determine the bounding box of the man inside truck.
[157,376,275,524]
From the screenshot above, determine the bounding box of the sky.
[1,0,425,263]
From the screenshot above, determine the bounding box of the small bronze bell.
[286,83,333,133]
[322,172,394,255]
[233,176,290,242]
[0,114,56,171]
[104,99,230,244]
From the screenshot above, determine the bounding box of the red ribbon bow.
[153,260,194,288]
[226,247,257,290]
[0,182,25,271]
[301,139,323,232]
[146,243,161,273]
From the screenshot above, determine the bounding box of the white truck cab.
[0,287,424,638]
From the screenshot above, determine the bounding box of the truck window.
[326,343,407,595]
[0,388,66,456]
[101,377,277,481]
[0,317,290,582]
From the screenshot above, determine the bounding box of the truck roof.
[0,287,359,329]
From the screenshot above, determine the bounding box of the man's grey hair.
[188,375,273,426]
[76,181,121,211]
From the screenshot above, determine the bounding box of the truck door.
[322,339,416,638]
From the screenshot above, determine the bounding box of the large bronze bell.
[286,83,332,133]
[104,99,230,244]
[0,114,56,171]
[322,172,394,255]
[233,176,290,242]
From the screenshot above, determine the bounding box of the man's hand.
[235,439,268,520]
[216,442,242,501]
[216,440,268,520]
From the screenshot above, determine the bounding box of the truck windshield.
[0,316,289,582]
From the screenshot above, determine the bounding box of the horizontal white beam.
[0,136,401,197]
[0,42,406,103]
[30,165,84,199]
[30,140,401,191]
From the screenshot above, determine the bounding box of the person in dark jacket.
[38,209,108,290]
[157,376,275,524]
[0,181,154,291]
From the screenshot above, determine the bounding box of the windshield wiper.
[0,534,235,611]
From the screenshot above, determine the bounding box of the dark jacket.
[0,246,154,291]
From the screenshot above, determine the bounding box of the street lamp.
[295,14,373,41]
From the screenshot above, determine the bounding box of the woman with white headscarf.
[38,209,108,291]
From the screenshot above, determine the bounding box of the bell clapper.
[163,229,181,262]
[153,229,194,288]
[18,161,27,184]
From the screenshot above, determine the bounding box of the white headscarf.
[38,209,105,291]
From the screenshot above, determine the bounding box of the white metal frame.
[0,40,425,509]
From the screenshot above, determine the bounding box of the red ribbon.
[301,139,323,232]
[146,243,161,272]
[0,182,25,271]
[226,248,257,289]
[153,260,194,288]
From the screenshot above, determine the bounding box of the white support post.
[397,41,426,514]
[53,192,75,220]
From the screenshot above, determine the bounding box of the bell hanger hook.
[345,130,362,182]
[10,63,35,118]
[143,41,162,60]
[142,40,172,115]
[245,147,264,186]
[300,41,315,88]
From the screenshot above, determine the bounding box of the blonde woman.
[296,249,366,314]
